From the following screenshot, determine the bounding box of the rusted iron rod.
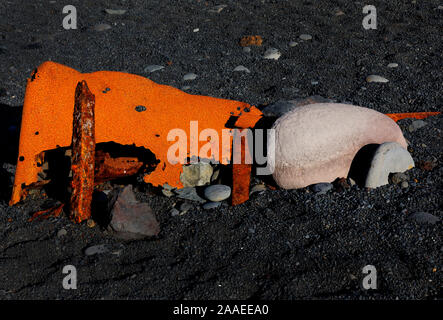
[70,80,95,223]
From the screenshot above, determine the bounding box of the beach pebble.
[250,184,266,195]
[170,208,180,216]
[299,34,312,40]
[288,41,298,47]
[203,202,222,210]
[310,183,333,194]
[366,75,389,83]
[105,9,126,15]
[93,23,112,32]
[408,120,427,132]
[263,48,281,60]
[109,185,160,238]
[180,162,213,187]
[208,4,227,13]
[204,184,231,202]
[408,212,440,225]
[175,187,206,203]
[243,47,251,53]
[84,244,110,256]
[233,65,250,73]
[365,142,414,188]
[390,172,409,184]
[269,103,408,189]
[144,65,164,73]
[387,63,398,68]
[57,228,67,237]
[183,73,197,81]
[401,181,409,189]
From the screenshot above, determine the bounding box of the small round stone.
[243,47,251,53]
[288,41,298,47]
[204,184,231,202]
[299,34,312,40]
[387,63,398,68]
[401,181,409,189]
[263,48,281,60]
[144,65,164,73]
[233,65,250,73]
[366,75,389,83]
[57,228,67,237]
[93,23,112,32]
[183,73,197,81]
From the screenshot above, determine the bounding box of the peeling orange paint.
[10,61,262,205]
[385,112,440,122]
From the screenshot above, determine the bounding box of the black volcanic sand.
[0,1,441,299]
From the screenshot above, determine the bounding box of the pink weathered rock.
[268,103,408,189]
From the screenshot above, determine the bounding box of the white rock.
[204,185,231,202]
[299,34,312,40]
[144,65,164,73]
[183,73,197,81]
[233,65,250,73]
[93,23,112,32]
[193,28,199,32]
[387,63,398,68]
[288,41,298,47]
[365,142,414,188]
[105,9,127,15]
[269,103,408,189]
[180,162,213,187]
[263,48,281,60]
[366,75,389,83]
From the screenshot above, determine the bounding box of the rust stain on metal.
[232,130,252,206]
[69,80,95,223]
[94,150,143,183]
[28,203,64,222]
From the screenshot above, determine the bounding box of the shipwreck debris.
[69,80,96,223]
[9,61,262,207]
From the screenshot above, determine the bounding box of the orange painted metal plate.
[10,62,263,205]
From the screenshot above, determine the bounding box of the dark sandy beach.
[0,0,441,299]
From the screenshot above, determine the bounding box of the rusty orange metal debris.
[28,203,64,222]
[239,35,263,47]
[69,81,96,223]
[385,112,440,122]
[94,150,143,183]
[232,130,253,206]
[10,61,263,206]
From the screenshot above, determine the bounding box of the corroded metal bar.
[70,81,95,223]
[232,130,252,206]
